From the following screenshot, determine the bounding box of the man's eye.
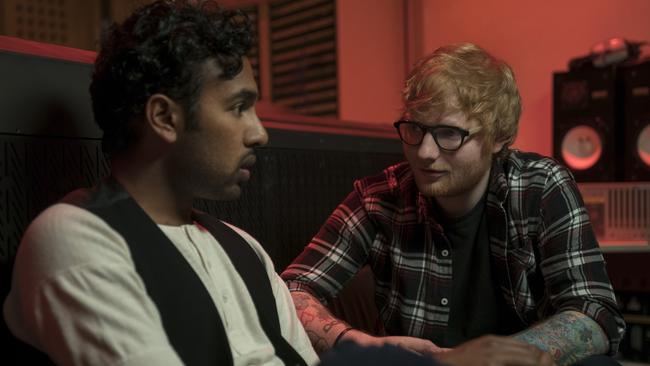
[437,129,459,140]
[233,103,247,115]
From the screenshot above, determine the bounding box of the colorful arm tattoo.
[513,311,609,366]
[291,291,351,354]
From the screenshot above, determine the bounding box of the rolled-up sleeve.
[537,164,626,355]
[282,186,376,304]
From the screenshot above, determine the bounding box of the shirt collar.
[488,151,510,206]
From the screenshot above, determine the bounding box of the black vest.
[27,178,307,366]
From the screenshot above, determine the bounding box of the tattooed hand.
[513,311,609,365]
[436,335,556,366]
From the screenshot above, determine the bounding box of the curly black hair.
[89,0,253,155]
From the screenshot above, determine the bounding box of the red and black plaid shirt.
[282,150,625,354]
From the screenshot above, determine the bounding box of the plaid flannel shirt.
[282,149,625,354]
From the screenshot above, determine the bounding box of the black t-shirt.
[436,196,503,347]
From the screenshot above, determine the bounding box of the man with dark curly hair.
[3,1,318,365]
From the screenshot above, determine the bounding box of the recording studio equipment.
[621,60,650,181]
[568,37,645,70]
[553,66,622,182]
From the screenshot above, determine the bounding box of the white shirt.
[3,203,318,366]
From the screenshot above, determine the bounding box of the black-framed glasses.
[393,120,482,152]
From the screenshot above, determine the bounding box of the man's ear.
[492,139,507,154]
[145,93,184,143]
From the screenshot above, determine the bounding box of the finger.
[538,352,557,366]
[501,347,556,366]
[382,338,425,355]
[481,337,546,357]
[488,351,546,366]
[498,342,555,366]
[409,340,444,356]
[480,342,547,366]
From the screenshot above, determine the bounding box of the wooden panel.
[270,0,337,117]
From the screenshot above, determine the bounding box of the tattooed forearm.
[513,311,609,366]
[291,290,351,353]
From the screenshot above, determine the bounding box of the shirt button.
[441,297,449,306]
[222,294,229,303]
[441,249,449,257]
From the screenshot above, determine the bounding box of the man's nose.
[416,132,440,159]
[246,113,269,148]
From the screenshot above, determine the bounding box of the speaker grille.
[560,124,603,171]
